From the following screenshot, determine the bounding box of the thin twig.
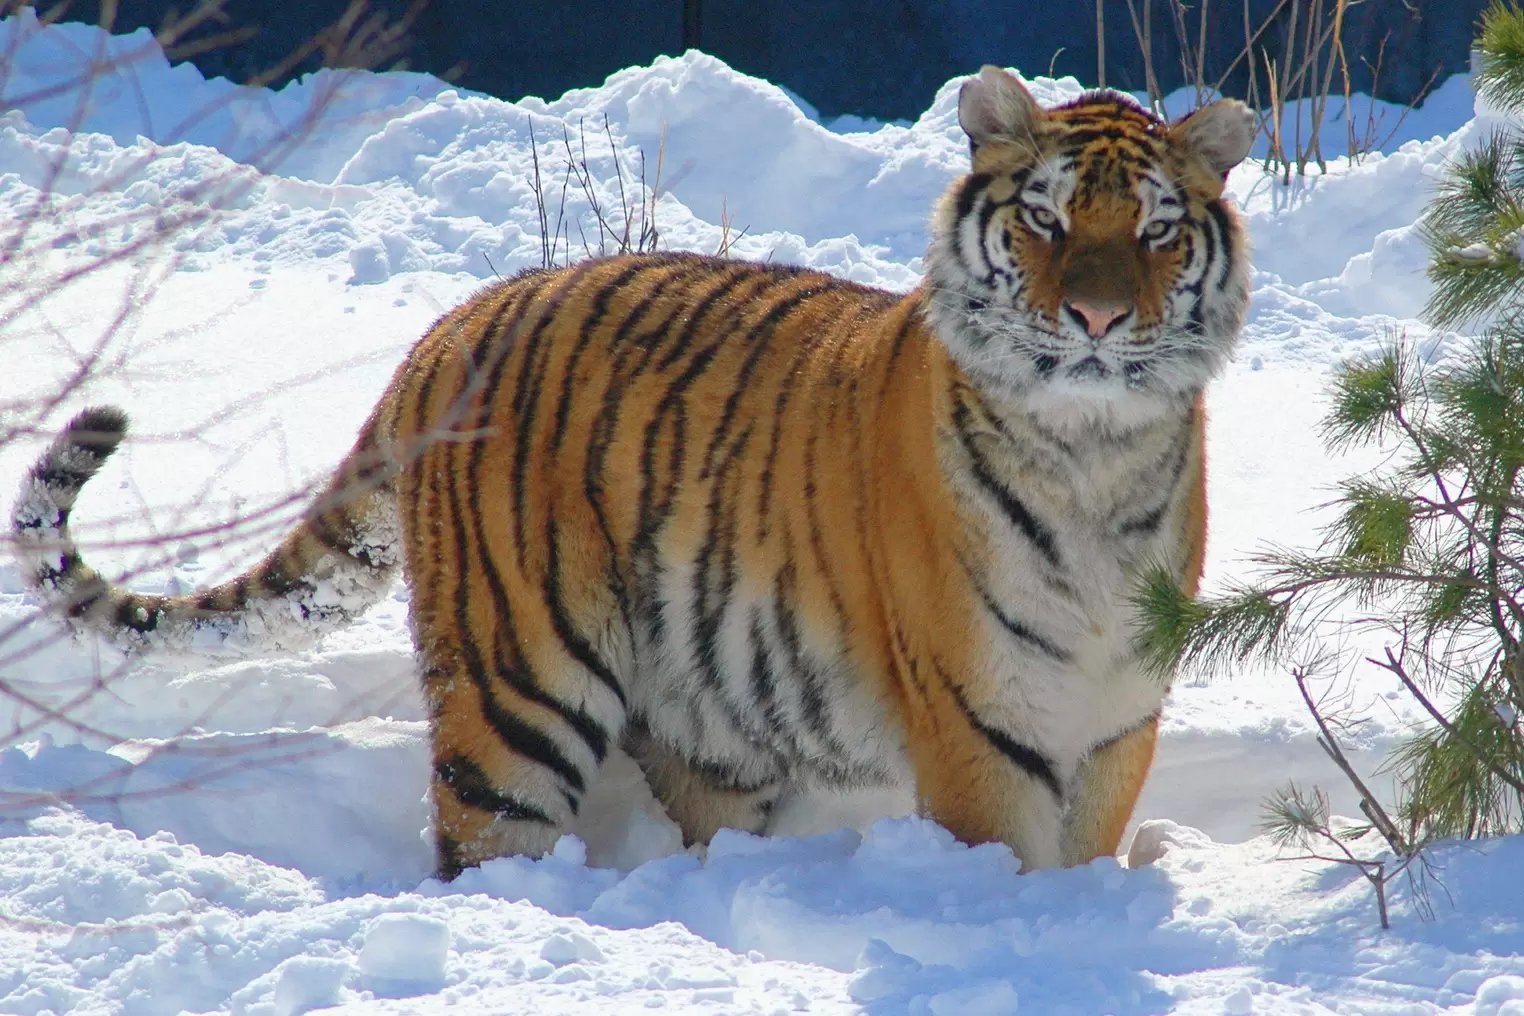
[1292,666,1410,853]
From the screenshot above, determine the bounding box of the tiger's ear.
[958,65,1041,152]
[1172,99,1257,176]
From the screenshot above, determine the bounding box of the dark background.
[42,1,1489,119]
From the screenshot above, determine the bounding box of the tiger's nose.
[1064,300,1130,339]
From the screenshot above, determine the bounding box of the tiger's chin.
[1019,374,1186,434]
[961,351,1212,435]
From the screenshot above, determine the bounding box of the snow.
[2,6,1523,1012]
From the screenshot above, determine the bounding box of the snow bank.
[8,809,1524,1013]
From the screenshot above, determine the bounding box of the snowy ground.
[2,9,1523,1014]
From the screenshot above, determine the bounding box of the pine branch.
[1477,2,1524,113]
[1372,646,1524,799]
[1388,389,1524,639]
[1321,346,1410,450]
[1133,567,1293,677]
[1323,478,1415,569]
[1420,132,1524,327]
[1134,550,1488,681]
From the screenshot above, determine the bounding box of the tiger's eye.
[1025,206,1061,237]
[1142,220,1176,243]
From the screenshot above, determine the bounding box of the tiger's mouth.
[1065,355,1108,380]
[1033,352,1110,377]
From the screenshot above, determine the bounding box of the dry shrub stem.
[1277,667,1431,930]
[1293,667,1412,855]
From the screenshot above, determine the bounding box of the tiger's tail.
[11,406,401,654]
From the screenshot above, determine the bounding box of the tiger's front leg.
[907,688,1066,871]
[1061,712,1159,866]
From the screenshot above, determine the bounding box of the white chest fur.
[942,396,1195,778]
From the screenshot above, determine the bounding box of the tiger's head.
[925,65,1254,432]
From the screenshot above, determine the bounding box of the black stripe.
[60,575,103,615]
[970,575,1072,663]
[1087,709,1161,757]
[405,287,530,669]
[441,278,549,578]
[114,594,159,632]
[773,556,845,754]
[436,755,555,824]
[32,459,102,496]
[801,418,853,635]
[952,399,1063,571]
[877,310,919,404]
[1175,228,1207,299]
[551,260,659,452]
[435,834,463,880]
[690,429,787,753]
[655,263,759,371]
[943,673,1062,800]
[627,269,766,646]
[1183,214,1216,339]
[1119,418,1193,536]
[1059,98,1155,121]
[1205,202,1235,293]
[460,276,621,767]
[28,407,129,504]
[692,427,744,687]
[716,281,882,501]
[194,574,249,613]
[464,456,618,758]
[405,318,467,634]
[510,266,600,565]
[633,267,762,505]
[747,610,799,756]
[1059,125,1159,152]
[698,287,822,482]
[983,382,1076,462]
[687,756,778,795]
[974,188,1010,286]
[582,265,706,637]
[633,270,779,576]
[542,520,626,731]
[755,290,892,537]
[754,366,794,542]
[447,426,587,795]
[254,557,305,601]
[307,513,357,557]
[846,347,907,706]
[1118,502,1168,538]
[633,420,681,646]
[955,173,993,224]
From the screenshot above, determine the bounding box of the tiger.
[12,66,1253,878]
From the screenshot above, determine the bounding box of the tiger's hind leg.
[418,620,631,879]
[625,724,784,848]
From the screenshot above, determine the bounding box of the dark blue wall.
[46,0,1486,118]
